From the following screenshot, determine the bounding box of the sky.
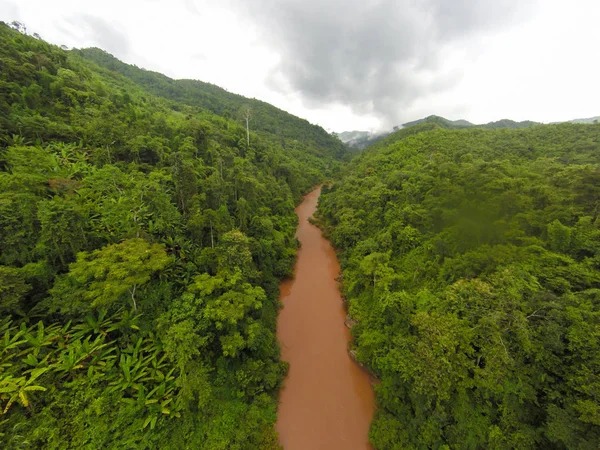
[1,0,599,132]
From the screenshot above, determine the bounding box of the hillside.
[564,116,600,124]
[402,115,474,128]
[75,47,347,161]
[341,116,541,152]
[403,114,539,129]
[0,22,344,449]
[316,122,600,449]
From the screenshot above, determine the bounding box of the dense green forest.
[3,16,600,450]
[402,115,540,130]
[341,116,541,151]
[74,47,347,162]
[317,122,600,448]
[0,22,346,448]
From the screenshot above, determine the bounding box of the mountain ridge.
[339,115,541,150]
[75,47,347,160]
[556,115,600,124]
[341,113,600,151]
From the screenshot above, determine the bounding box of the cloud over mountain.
[228,0,536,125]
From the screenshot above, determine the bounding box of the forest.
[0,22,345,448]
[316,122,600,449]
[2,17,600,450]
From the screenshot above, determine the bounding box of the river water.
[276,186,375,449]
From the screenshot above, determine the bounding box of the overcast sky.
[2,0,599,132]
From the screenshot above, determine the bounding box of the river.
[276,186,375,449]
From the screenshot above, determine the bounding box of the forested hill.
[402,115,540,130]
[76,47,347,160]
[340,116,542,151]
[0,22,344,448]
[316,122,600,449]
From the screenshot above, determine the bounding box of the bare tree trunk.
[130,284,137,311]
[245,116,250,147]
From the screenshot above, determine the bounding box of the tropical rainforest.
[0,22,345,449]
[317,122,600,449]
[2,18,600,450]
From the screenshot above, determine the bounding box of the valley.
[1,19,599,450]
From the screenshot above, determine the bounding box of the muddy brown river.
[276,187,375,449]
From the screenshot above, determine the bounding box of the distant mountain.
[480,119,540,129]
[344,116,543,154]
[403,115,539,130]
[338,130,371,142]
[561,116,600,124]
[341,115,542,152]
[361,122,442,152]
[338,130,390,150]
[403,115,474,129]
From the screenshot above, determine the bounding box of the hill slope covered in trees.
[75,47,347,161]
[340,116,542,151]
[0,22,346,448]
[317,122,600,449]
[402,115,540,130]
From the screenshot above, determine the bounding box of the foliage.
[402,114,540,130]
[49,239,172,313]
[76,47,349,166]
[317,122,600,449]
[0,22,346,448]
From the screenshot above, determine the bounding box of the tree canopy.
[3,18,600,449]
[316,122,600,449]
[0,22,346,448]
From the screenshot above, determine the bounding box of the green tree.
[51,239,172,313]
[171,152,198,214]
[0,266,31,313]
